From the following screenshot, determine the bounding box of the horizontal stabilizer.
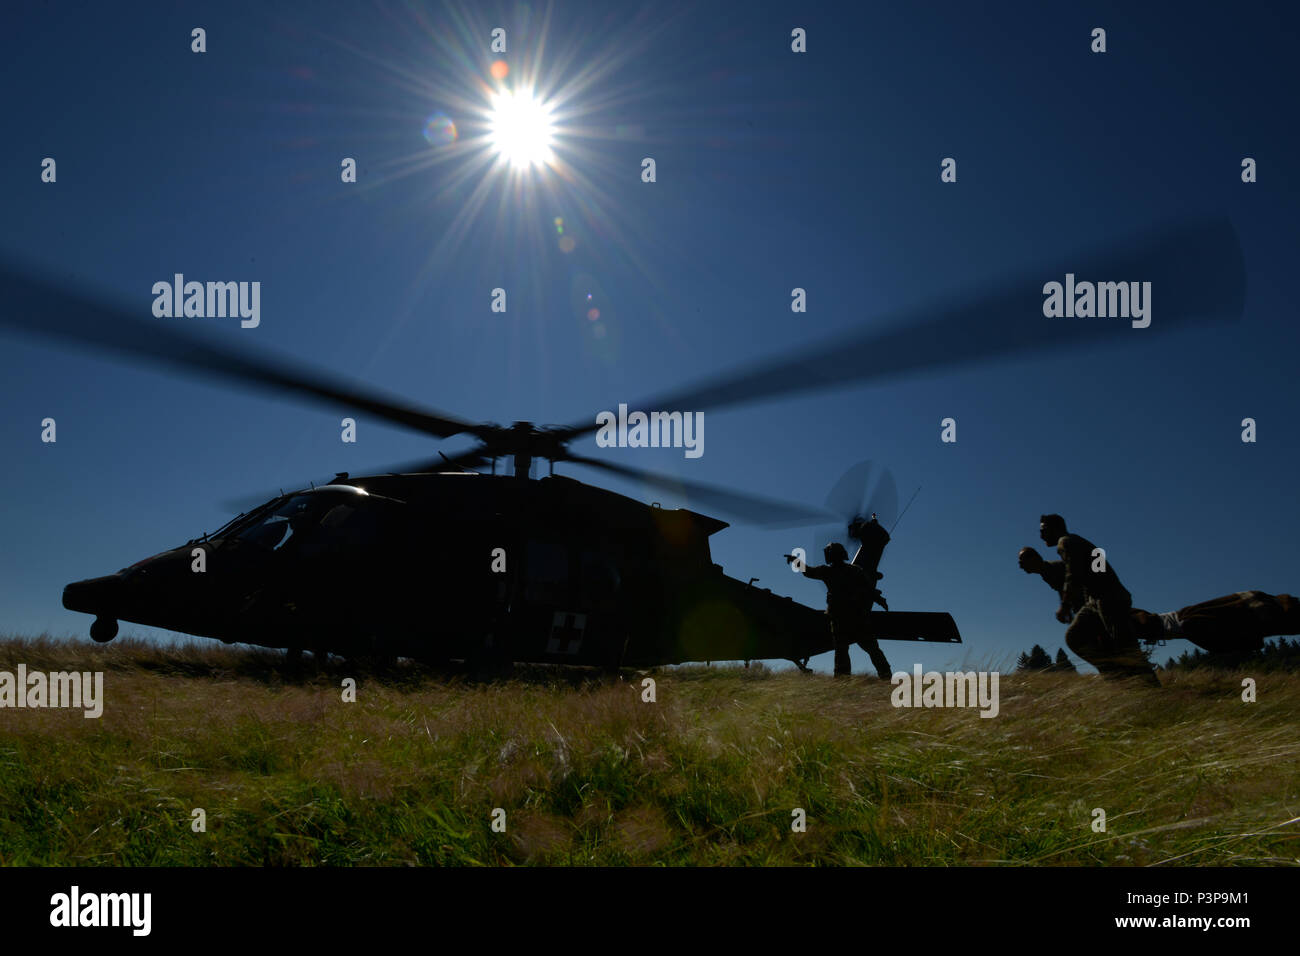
[869,611,961,643]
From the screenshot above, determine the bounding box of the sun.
[487,87,556,169]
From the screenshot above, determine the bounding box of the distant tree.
[1016,651,1031,671]
[1052,648,1076,672]
[1026,644,1053,671]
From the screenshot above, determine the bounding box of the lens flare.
[422,111,458,146]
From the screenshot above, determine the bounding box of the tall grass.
[1,635,1296,865]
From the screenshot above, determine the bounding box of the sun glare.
[487,87,556,169]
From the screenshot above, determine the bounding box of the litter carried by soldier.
[1021,542,1300,663]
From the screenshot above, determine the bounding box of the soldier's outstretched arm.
[1018,547,1066,591]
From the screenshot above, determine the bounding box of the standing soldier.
[1019,514,1158,685]
[789,542,891,677]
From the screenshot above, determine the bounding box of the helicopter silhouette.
[0,217,1245,670]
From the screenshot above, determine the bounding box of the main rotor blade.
[558,216,1245,438]
[218,447,492,511]
[0,259,485,441]
[566,454,835,527]
[358,446,491,477]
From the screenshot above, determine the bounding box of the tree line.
[1013,637,1300,673]
[1161,637,1300,673]
[1015,645,1076,672]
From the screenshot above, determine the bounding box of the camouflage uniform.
[1029,542,1298,662]
[1131,591,1300,656]
[1045,534,1156,682]
[803,560,890,677]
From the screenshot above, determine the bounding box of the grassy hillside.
[1,636,1296,865]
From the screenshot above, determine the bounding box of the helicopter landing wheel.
[469,652,514,681]
[468,631,514,680]
[600,634,630,679]
[89,617,118,644]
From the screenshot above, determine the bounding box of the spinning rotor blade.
[558,216,1245,440]
[349,446,490,478]
[218,447,491,512]
[222,449,834,527]
[867,468,898,530]
[821,460,898,540]
[821,459,873,546]
[291,445,836,526]
[0,260,485,442]
[825,460,876,522]
[566,455,835,527]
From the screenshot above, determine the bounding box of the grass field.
[1,635,1297,865]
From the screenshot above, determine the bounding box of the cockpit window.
[306,503,380,555]
[230,492,391,558]
[232,494,332,552]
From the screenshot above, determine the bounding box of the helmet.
[1039,514,1067,539]
[824,542,848,563]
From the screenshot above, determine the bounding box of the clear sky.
[2,0,1297,675]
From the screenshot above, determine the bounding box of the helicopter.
[60,462,949,671]
[1,216,1245,671]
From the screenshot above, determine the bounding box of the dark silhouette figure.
[1021,514,1158,685]
[791,542,890,677]
[1020,546,1300,661]
[1132,591,1300,656]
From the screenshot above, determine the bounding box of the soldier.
[1019,514,1158,684]
[789,542,890,677]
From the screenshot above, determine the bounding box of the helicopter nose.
[62,574,123,615]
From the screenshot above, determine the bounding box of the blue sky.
[2,0,1297,674]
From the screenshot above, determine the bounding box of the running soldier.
[1020,514,1158,685]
